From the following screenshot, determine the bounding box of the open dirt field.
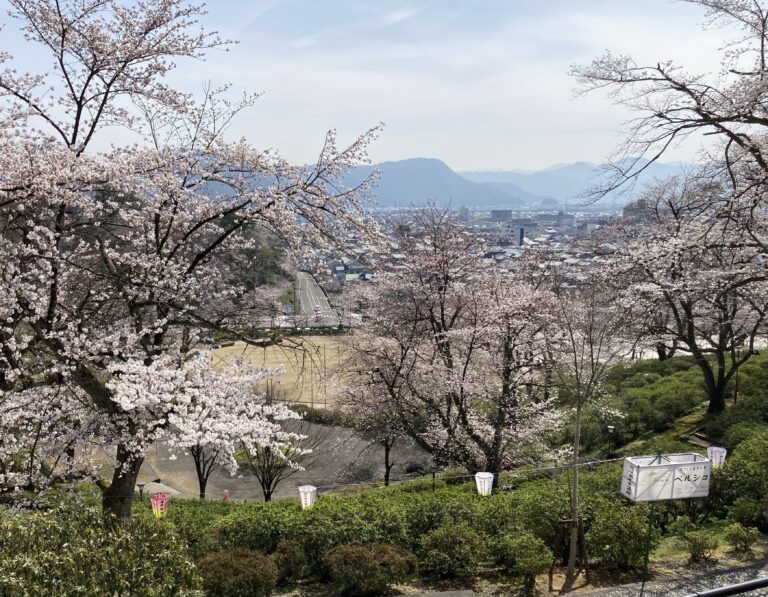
[212,337,347,407]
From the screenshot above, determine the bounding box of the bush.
[158,498,233,558]
[0,503,199,596]
[723,422,767,451]
[724,523,760,554]
[494,533,552,589]
[587,501,656,570]
[211,500,300,553]
[325,542,416,596]
[273,539,307,584]
[683,531,719,563]
[719,429,768,516]
[728,496,766,529]
[297,494,409,573]
[419,522,484,578]
[198,549,277,597]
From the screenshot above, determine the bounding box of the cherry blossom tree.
[334,364,408,486]
[605,175,768,413]
[347,209,561,474]
[0,0,379,522]
[572,0,768,198]
[545,276,633,590]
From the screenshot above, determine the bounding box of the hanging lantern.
[298,485,318,509]
[474,472,494,496]
[620,453,711,502]
[707,446,727,469]
[150,492,170,518]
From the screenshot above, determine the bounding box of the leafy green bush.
[723,422,768,451]
[719,429,768,518]
[723,523,760,554]
[153,497,233,558]
[728,496,766,529]
[587,501,656,570]
[211,500,300,553]
[418,522,484,578]
[297,494,409,573]
[325,542,416,596]
[198,549,277,597]
[0,503,199,597]
[273,539,307,584]
[494,533,552,589]
[509,478,569,545]
[682,530,719,563]
[622,372,706,434]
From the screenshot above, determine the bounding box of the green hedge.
[0,502,199,597]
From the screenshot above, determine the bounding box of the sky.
[0,0,733,171]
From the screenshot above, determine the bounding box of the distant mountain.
[461,158,686,206]
[346,158,557,208]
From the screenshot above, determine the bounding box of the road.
[295,271,338,327]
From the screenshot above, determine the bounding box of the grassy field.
[212,336,347,407]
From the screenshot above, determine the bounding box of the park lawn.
[213,337,347,407]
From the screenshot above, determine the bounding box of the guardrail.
[682,576,768,597]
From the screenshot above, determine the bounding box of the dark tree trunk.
[198,476,208,500]
[384,441,393,486]
[705,379,727,413]
[102,445,143,526]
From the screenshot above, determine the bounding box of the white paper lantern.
[298,485,318,509]
[474,472,494,496]
[620,453,711,502]
[707,446,727,469]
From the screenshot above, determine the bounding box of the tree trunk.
[563,401,582,592]
[102,445,143,526]
[198,475,208,500]
[384,442,393,486]
[692,350,727,413]
[706,382,727,413]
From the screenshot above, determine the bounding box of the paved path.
[582,562,768,597]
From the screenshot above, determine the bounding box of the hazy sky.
[1,0,733,170]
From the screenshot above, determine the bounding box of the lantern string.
[62,455,633,500]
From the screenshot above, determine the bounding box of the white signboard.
[620,453,711,502]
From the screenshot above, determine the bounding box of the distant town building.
[489,209,515,222]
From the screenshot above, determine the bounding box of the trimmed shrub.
[683,531,719,563]
[728,496,766,529]
[494,533,552,589]
[510,479,569,545]
[198,549,277,597]
[159,498,233,558]
[0,504,199,596]
[719,430,768,514]
[419,522,484,578]
[298,494,409,573]
[724,523,760,554]
[325,542,416,596]
[273,539,307,584]
[723,422,767,451]
[211,500,300,553]
[587,501,656,570]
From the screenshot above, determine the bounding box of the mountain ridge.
[344,157,686,209]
